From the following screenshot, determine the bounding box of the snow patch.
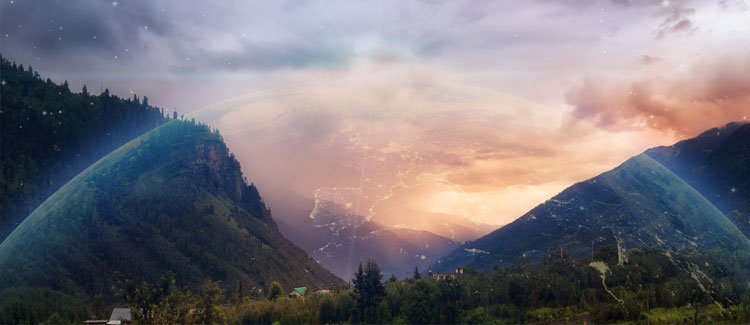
[464,248,489,255]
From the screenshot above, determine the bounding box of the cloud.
[655,6,696,39]
[565,53,750,138]
[0,0,172,57]
[4,0,746,229]
[190,62,641,226]
[639,55,661,65]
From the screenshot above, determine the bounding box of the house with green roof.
[288,287,307,298]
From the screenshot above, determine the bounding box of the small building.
[288,286,307,298]
[107,308,132,325]
[432,273,453,280]
[84,320,108,325]
[315,289,332,296]
[433,267,465,280]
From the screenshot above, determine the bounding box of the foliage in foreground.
[0,119,341,324]
[229,247,750,324]
[3,245,749,324]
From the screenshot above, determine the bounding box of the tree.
[48,312,70,324]
[154,284,194,324]
[319,298,336,324]
[114,271,194,324]
[402,281,436,324]
[267,281,283,301]
[114,271,176,323]
[352,259,385,323]
[197,280,226,324]
[91,293,105,319]
[388,274,398,283]
[594,245,619,267]
[0,56,169,241]
[233,280,245,304]
[414,266,421,280]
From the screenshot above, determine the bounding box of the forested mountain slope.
[0,120,341,309]
[646,122,750,236]
[0,55,169,239]
[438,147,750,271]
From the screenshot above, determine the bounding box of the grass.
[642,304,737,324]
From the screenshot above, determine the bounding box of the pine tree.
[235,280,245,304]
[414,266,421,280]
[352,261,366,320]
[364,259,384,299]
[352,259,385,323]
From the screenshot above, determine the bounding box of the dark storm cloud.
[1,0,354,73]
[0,0,744,116]
[1,0,171,56]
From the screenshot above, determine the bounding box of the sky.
[2,0,749,230]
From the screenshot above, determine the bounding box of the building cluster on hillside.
[431,267,465,281]
[288,286,332,298]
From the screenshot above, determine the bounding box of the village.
[83,268,466,324]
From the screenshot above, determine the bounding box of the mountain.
[437,130,750,271]
[275,198,458,280]
[0,120,340,305]
[645,122,750,236]
[0,55,169,240]
[375,210,493,243]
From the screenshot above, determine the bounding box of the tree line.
[75,245,750,324]
[0,54,171,240]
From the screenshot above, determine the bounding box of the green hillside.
[0,120,340,318]
[646,122,750,236]
[438,153,750,271]
[0,55,169,240]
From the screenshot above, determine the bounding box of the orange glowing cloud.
[193,61,643,233]
[566,53,750,139]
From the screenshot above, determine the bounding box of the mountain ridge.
[0,55,170,240]
[0,120,341,303]
[276,198,459,280]
[437,125,750,271]
[645,122,750,236]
